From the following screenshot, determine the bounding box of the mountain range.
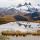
[0,2,40,22]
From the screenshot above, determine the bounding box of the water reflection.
[0,35,40,40]
[0,35,9,40]
[17,22,32,28]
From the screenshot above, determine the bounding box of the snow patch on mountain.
[15,3,38,13]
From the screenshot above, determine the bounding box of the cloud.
[0,0,39,7]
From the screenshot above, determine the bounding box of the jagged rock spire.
[17,4,22,7]
[29,2,31,5]
[24,2,28,6]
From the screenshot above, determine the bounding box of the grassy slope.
[32,20,40,23]
[0,15,16,24]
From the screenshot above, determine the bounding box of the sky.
[0,0,40,7]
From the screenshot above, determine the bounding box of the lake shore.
[1,29,40,36]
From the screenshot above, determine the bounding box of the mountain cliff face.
[0,2,40,16]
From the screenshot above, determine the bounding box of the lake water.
[0,21,40,31]
[0,35,40,40]
[0,21,40,40]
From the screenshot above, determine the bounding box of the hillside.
[32,20,40,23]
[0,15,16,24]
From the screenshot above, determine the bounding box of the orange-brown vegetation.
[2,30,40,36]
[31,30,40,36]
[32,20,40,23]
[15,30,22,36]
[2,30,28,36]
[2,30,16,36]
[2,16,16,22]
[0,15,16,24]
